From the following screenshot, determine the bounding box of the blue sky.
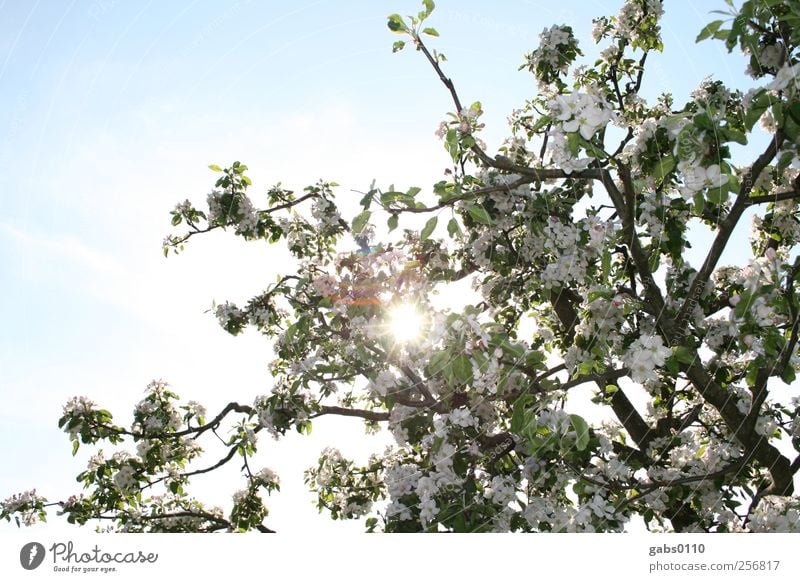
[0,0,766,533]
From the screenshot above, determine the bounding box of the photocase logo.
[19,542,46,570]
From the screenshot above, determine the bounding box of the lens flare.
[388,303,424,343]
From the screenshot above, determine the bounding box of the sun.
[388,303,424,343]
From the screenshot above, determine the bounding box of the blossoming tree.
[4,0,800,532]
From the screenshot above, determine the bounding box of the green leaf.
[777,150,795,174]
[427,351,450,376]
[511,395,533,434]
[352,210,371,234]
[744,90,770,130]
[580,137,607,159]
[653,155,676,184]
[788,102,800,125]
[421,216,438,240]
[381,191,415,206]
[359,190,374,210]
[526,351,546,371]
[672,345,696,365]
[780,365,796,385]
[733,292,751,318]
[452,354,472,383]
[421,0,435,18]
[696,20,723,42]
[72,440,80,456]
[648,250,660,273]
[693,111,714,131]
[530,115,552,133]
[706,188,727,205]
[773,102,785,127]
[392,40,406,53]
[208,164,222,172]
[467,204,493,225]
[387,14,407,33]
[601,248,611,279]
[422,27,439,37]
[566,132,581,156]
[447,217,461,237]
[569,414,590,451]
[586,289,612,302]
[745,361,760,387]
[728,174,741,195]
[387,214,399,231]
[707,178,730,205]
[576,360,597,377]
[444,128,460,162]
[693,191,705,216]
[723,128,748,145]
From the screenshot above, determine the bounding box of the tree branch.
[601,167,671,332]
[85,401,254,442]
[311,405,390,422]
[745,188,800,206]
[675,131,784,328]
[391,176,535,213]
[684,361,793,495]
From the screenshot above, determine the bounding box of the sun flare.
[388,303,424,343]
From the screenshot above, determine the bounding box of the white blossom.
[768,62,800,92]
[624,334,671,383]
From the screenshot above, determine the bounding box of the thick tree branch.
[776,262,800,376]
[595,377,652,450]
[549,287,581,343]
[400,364,447,412]
[675,131,784,328]
[684,361,793,495]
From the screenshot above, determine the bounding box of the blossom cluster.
[524,25,581,90]
[623,334,672,383]
[311,196,343,235]
[207,189,258,235]
[677,160,728,201]
[616,0,663,47]
[548,92,615,141]
[212,303,245,338]
[1,490,47,526]
[305,448,379,519]
[132,380,183,435]
[746,498,800,533]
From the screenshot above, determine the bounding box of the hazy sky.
[0,0,766,533]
